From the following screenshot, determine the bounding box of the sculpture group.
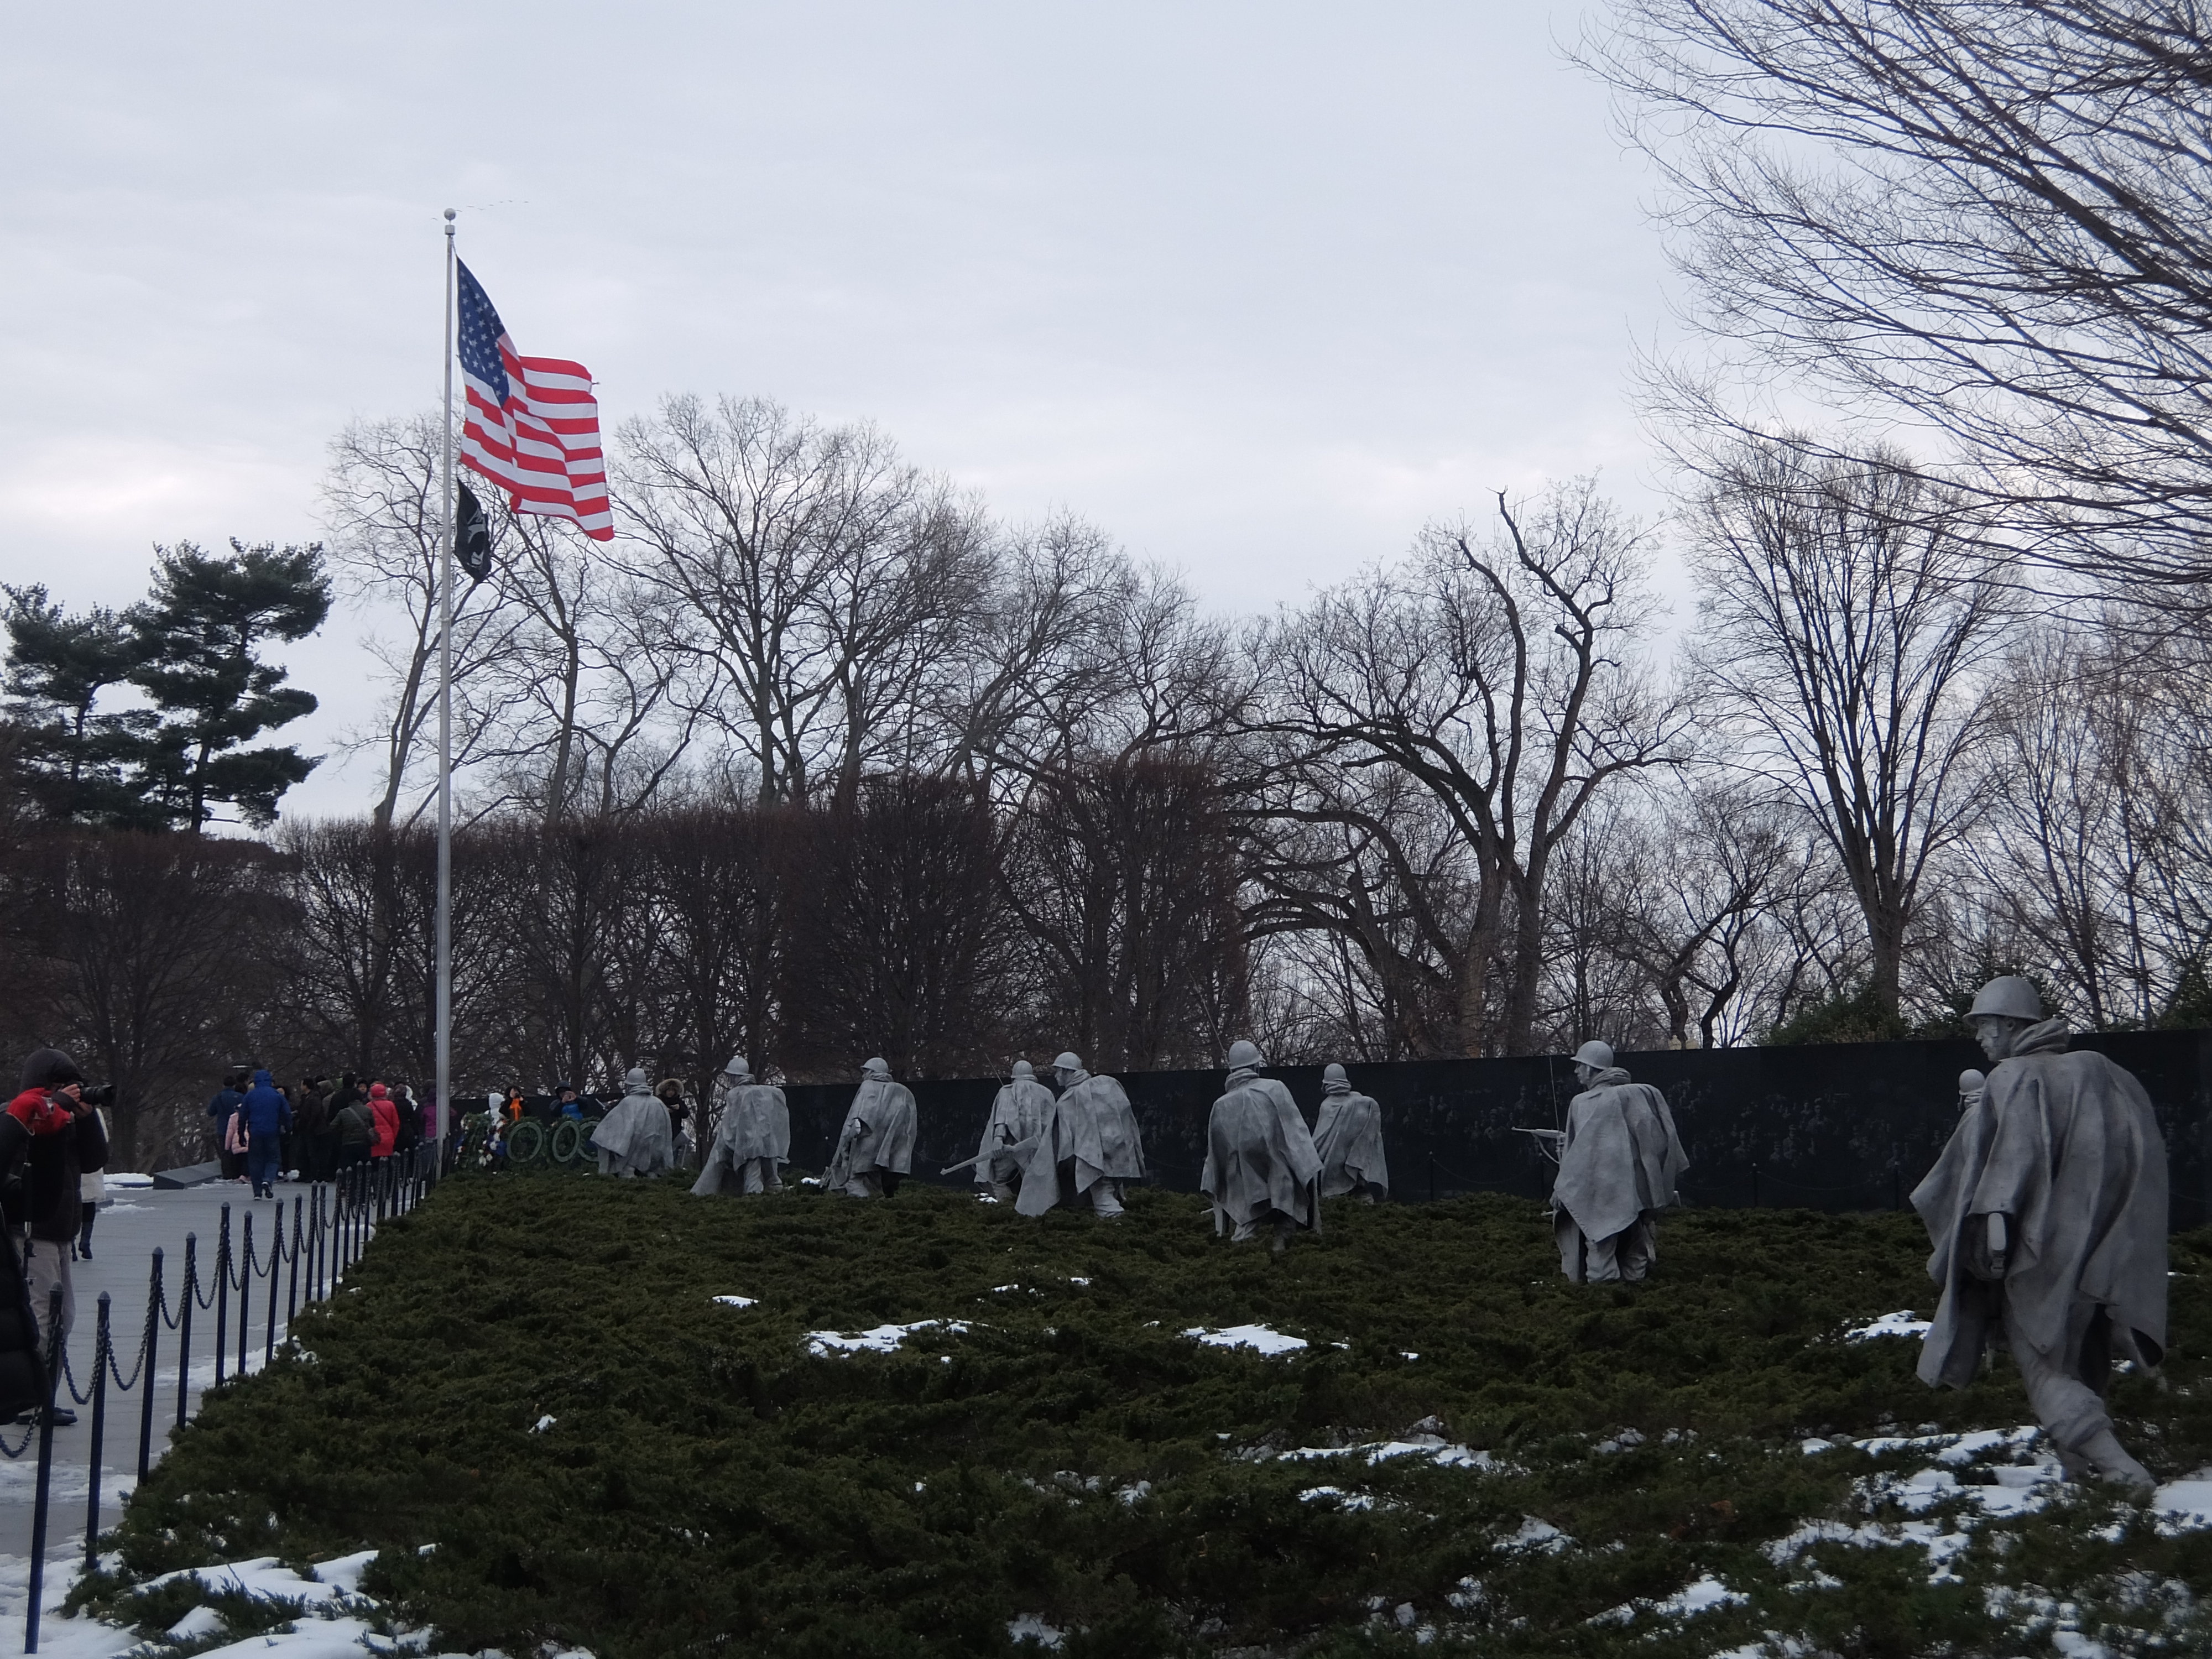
[663,973,2173,1491]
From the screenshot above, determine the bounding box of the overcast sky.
[0,2,1678,820]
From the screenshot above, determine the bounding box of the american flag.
[456,260,613,541]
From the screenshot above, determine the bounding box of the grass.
[70,1177,2212,1657]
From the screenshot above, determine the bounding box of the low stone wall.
[782,1029,2212,1230]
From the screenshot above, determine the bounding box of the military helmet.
[1573,1040,1614,1071]
[1225,1039,1264,1069]
[1967,976,2043,1022]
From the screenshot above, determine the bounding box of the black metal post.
[285,1196,302,1332]
[212,1204,231,1386]
[84,1291,111,1572]
[235,1209,252,1379]
[264,1210,283,1367]
[25,1285,64,1653]
[175,1234,196,1431]
[138,1248,163,1483]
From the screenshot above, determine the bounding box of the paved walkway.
[0,1180,340,1605]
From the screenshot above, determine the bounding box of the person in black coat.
[207,1063,248,1180]
[18,1048,106,1416]
[1,1048,91,1422]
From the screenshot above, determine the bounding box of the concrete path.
[0,1178,347,1622]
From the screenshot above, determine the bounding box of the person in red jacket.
[367,1083,399,1160]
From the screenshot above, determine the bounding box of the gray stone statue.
[973,1060,1055,1202]
[825,1057,917,1199]
[1957,1067,1986,1115]
[1911,976,2167,1489]
[1014,1052,1145,1218]
[691,1056,790,1196]
[1199,1040,1322,1250]
[1312,1062,1388,1202]
[1551,1040,1686,1283]
[591,1067,675,1178]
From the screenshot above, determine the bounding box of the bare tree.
[1585,0,2212,594]
[1688,437,2010,1016]
[615,396,992,804]
[319,415,527,826]
[1249,479,1691,1056]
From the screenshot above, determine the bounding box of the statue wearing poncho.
[1312,1063,1388,1202]
[1551,1040,1686,1283]
[1911,977,2166,1489]
[592,1068,675,1178]
[692,1056,790,1196]
[1015,1053,1144,1218]
[1200,1040,1321,1250]
[826,1057,916,1199]
[975,1061,1055,1202]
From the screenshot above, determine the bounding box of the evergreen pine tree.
[0,584,160,826]
[126,540,331,831]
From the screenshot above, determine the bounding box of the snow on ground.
[1280,1434,1498,1470]
[1181,1323,1307,1355]
[103,1175,155,1190]
[804,1319,970,1357]
[0,1546,582,1658]
[711,1294,757,1308]
[1594,1572,1747,1625]
[2152,1469,2212,1535]
[1006,1611,1065,1648]
[1844,1310,1934,1342]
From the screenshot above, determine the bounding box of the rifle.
[940,1129,1044,1177]
[1512,1125,1566,1167]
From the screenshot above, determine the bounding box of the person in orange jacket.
[367,1082,400,1161]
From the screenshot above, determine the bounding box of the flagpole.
[436,207,457,1156]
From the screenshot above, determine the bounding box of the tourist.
[656,1077,693,1165]
[16,1047,107,1421]
[294,1079,332,1182]
[76,1092,108,1260]
[555,1084,583,1121]
[393,1083,424,1155]
[367,1083,399,1163]
[1200,1040,1321,1251]
[207,1064,248,1182]
[333,1088,375,1175]
[240,1068,294,1199]
[0,1050,77,1423]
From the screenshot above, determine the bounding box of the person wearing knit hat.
[6,1047,105,1423]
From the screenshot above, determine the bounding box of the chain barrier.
[12,1143,440,1654]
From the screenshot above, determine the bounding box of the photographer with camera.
[3,1047,107,1424]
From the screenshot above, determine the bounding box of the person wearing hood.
[972,1060,1055,1202]
[592,1068,675,1178]
[10,1047,103,1421]
[692,1057,790,1196]
[1551,1040,1687,1285]
[333,1087,376,1175]
[1312,1063,1389,1203]
[1014,1053,1144,1219]
[207,1064,248,1182]
[1911,977,2166,1490]
[241,1068,294,1199]
[825,1058,916,1198]
[366,1083,399,1163]
[1199,1040,1322,1251]
[656,1078,694,1166]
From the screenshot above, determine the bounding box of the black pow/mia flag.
[454,481,494,584]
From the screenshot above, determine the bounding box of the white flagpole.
[436,207,457,1155]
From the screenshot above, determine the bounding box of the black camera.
[79,1082,116,1108]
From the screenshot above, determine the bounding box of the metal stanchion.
[264,1210,283,1368]
[285,1196,302,1329]
[84,1292,111,1572]
[25,1285,65,1653]
[236,1210,252,1379]
[138,1247,163,1483]
[211,1206,231,1386]
[176,1234,196,1430]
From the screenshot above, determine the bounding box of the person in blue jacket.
[240,1069,294,1199]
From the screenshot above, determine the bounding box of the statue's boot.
[2081,1429,2154,1492]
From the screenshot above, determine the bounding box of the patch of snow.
[1067,1276,1090,1286]
[106,1172,155,1188]
[992,1283,1022,1293]
[799,1176,823,1188]
[1595,1573,1747,1624]
[711,1295,757,1308]
[1299,1484,1376,1510]
[804,1319,970,1357]
[1401,1351,1419,1361]
[1494,1516,1571,1554]
[975,1192,1000,1203]
[1182,1323,1306,1355]
[166,1603,226,1641]
[1845,1310,1933,1342]
[311,1549,379,1593]
[1008,1612,1065,1649]
[1281,1434,1496,1470]
[2151,1472,2212,1534]
[1802,1438,1834,1454]
[1115,1480,1151,1505]
[530,1415,556,1433]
